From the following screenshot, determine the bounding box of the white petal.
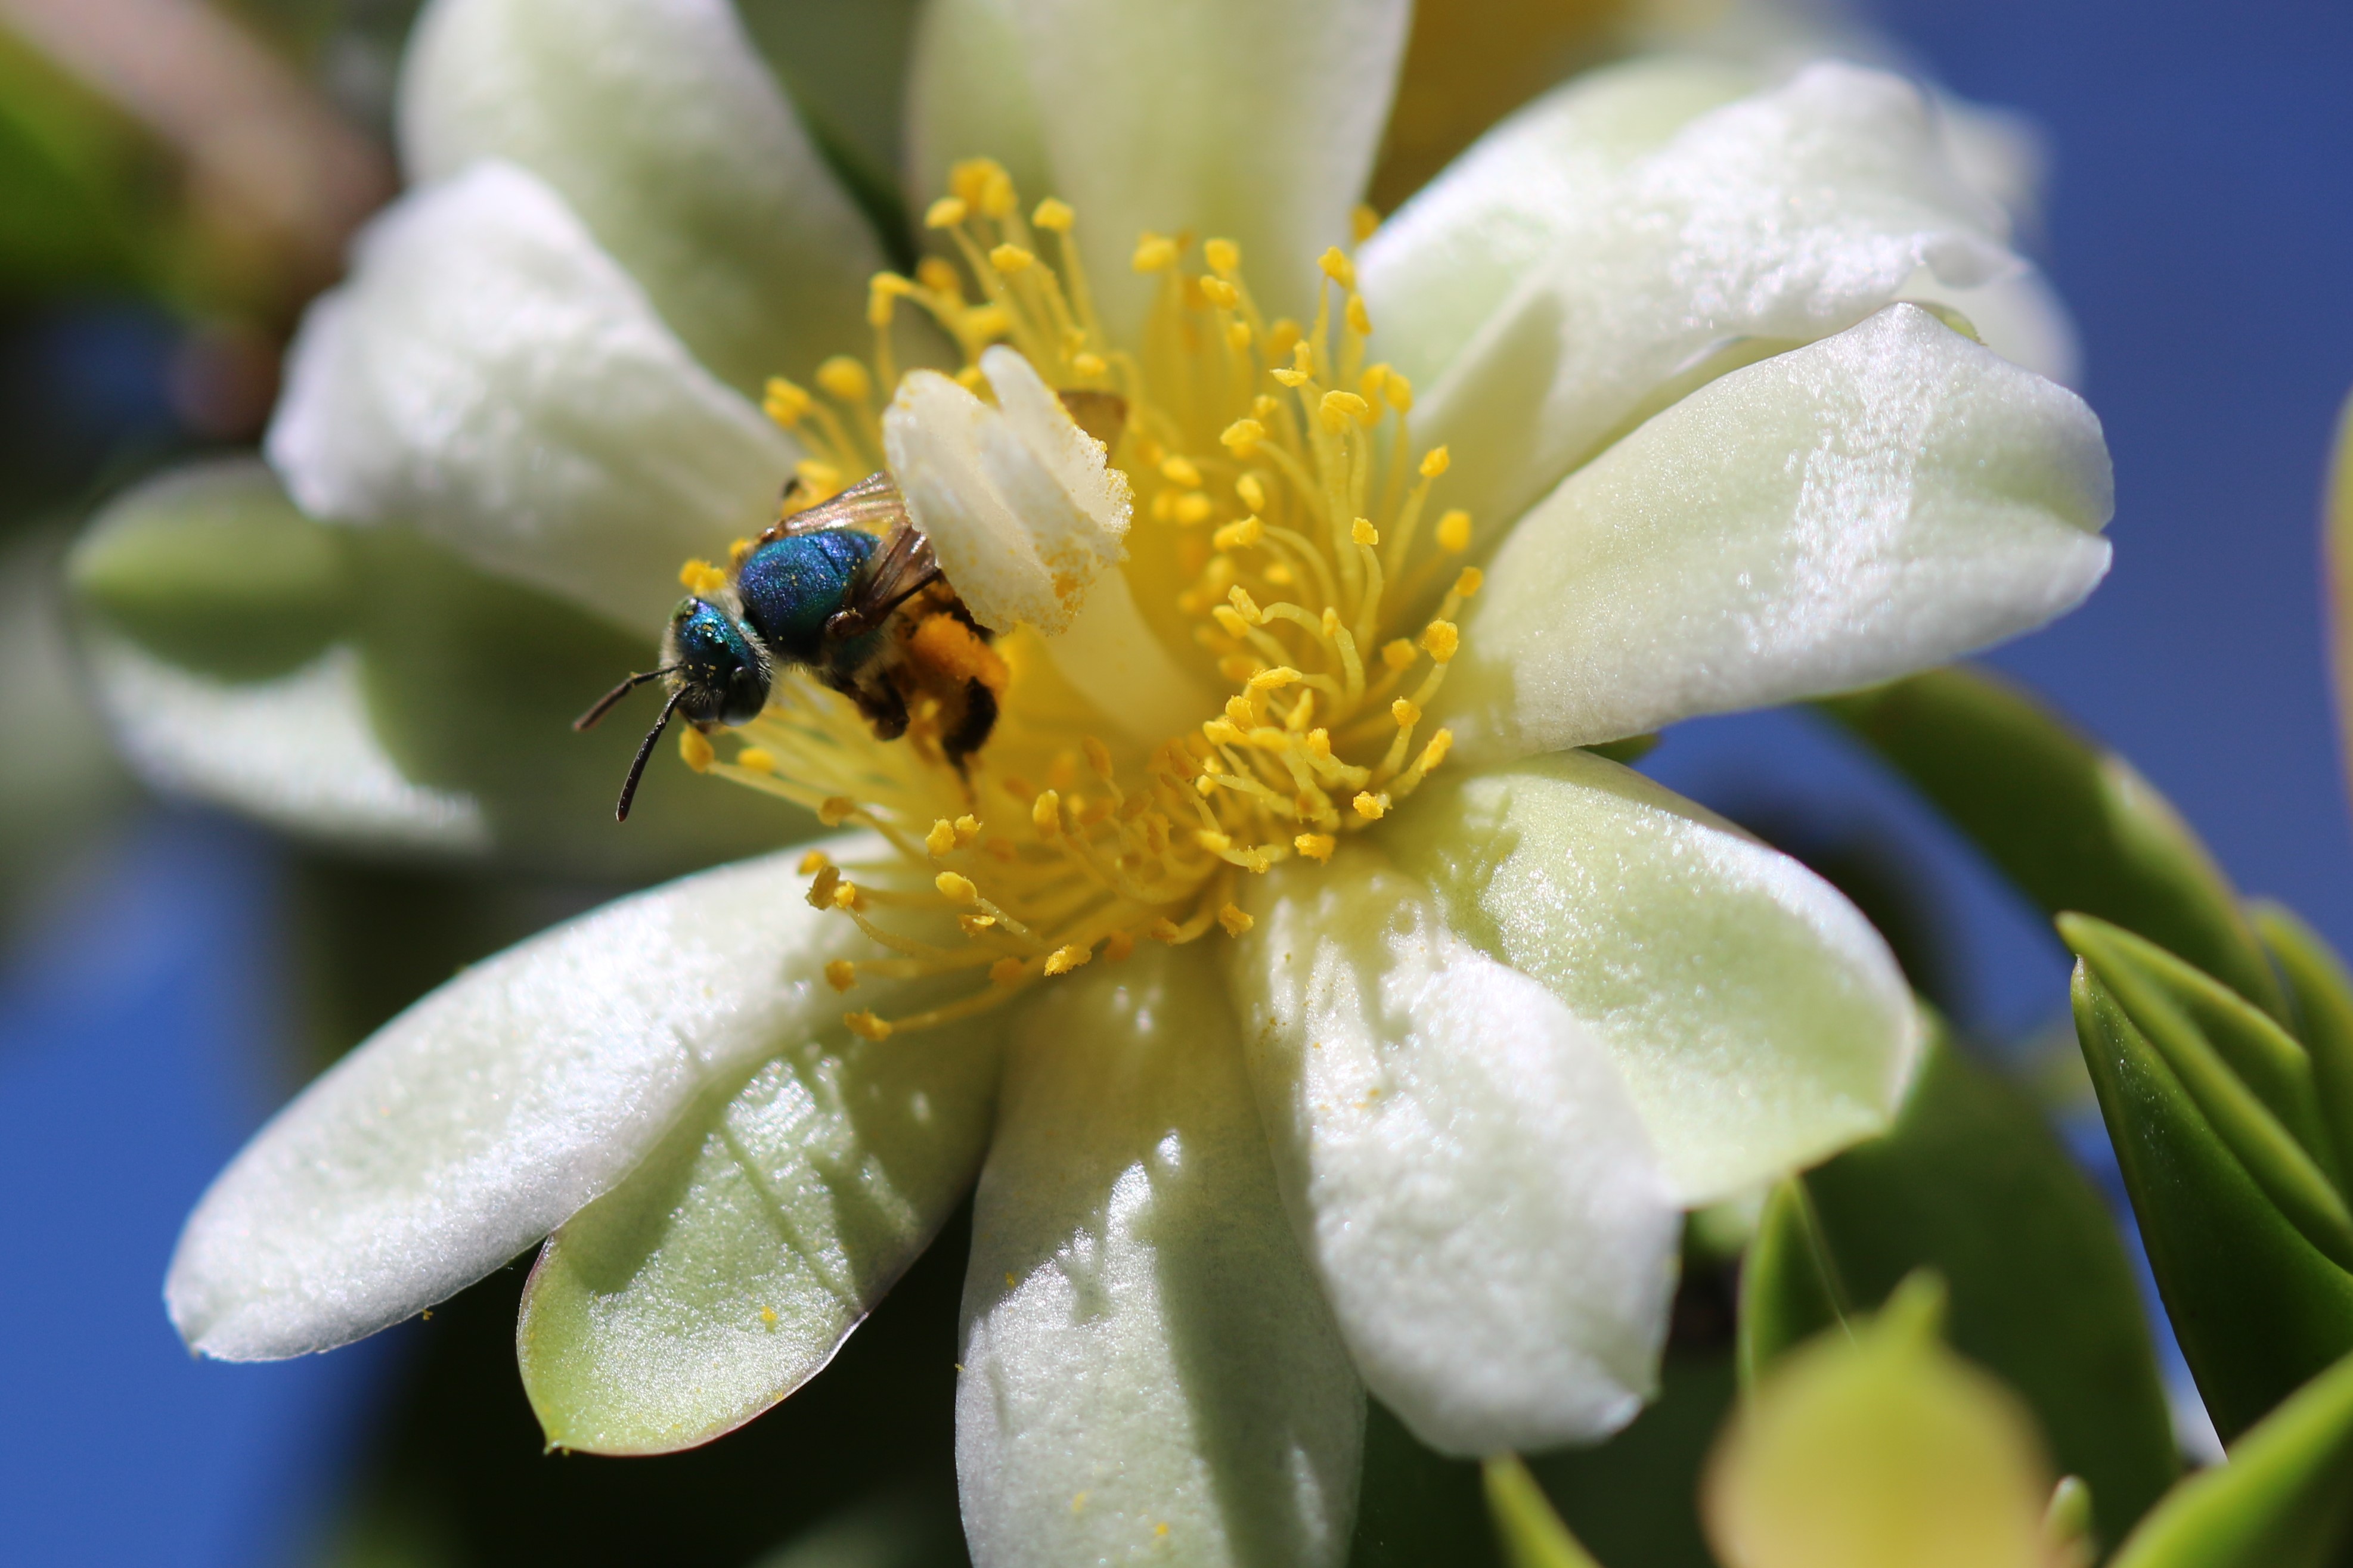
[85,634,490,855]
[1033,568,1219,747]
[1226,848,1681,1456]
[1383,753,1921,1204]
[994,0,1410,336]
[401,0,882,393]
[881,347,1129,636]
[1901,264,2082,387]
[266,162,798,633]
[957,944,1362,1568]
[1409,60,2021,534]
[1359,52,1759,397]
[904,0,1053,217]
[166,836,890,1361]
[517,1011,1006,1454]
[1446,304,2113,762]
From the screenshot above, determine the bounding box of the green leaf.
[1529,1336,1739,1568]
[1349,1401,1502,1568]
[2072,959,2353,1441]
[2111,1350,2353,1568]
[1819,666,2287,1022]
[1798,1027,2181,1543]
[1738,1176,1848,1392]
[2065,915,2353,1270]
[1483,1455,1603,1568]
[2255,902,2353,1193]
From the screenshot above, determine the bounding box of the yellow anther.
[1306,727,1333,759]
[1198,276,1239,309]
[1199,237,1241,277]
[817,795,856,826]
[1083,736,1115,781]
[1220,418,1266,454]
[916,256,962,295]
[1419,730,1455,771]
[817,356,872,403]
[1148,917,1183,943]
[1351,204,1381,244]
[1381,638,1417,670]
[1043,943,1094,976]
[936,871,980,904]
[990,243,1036,274]
[1211,604,1251,638]
[824,960,857,992]
[678,558,727,595]
[1295,833,1336,863]
[762,375,812,424]
[959,913,997,934]
[1391,698,1422,727]
[1436,509,1472,552]
[1383,370,1414,412]
[990,957,1027,986]
[954,365,989,392]
[1317,247,1356,290]
[965,303,1012,338]
[845,1011,892,1041]
[1253,393,1281,418]
[832,880,863,910]
[1350,517,1379,547]
[679,728,714,771]
[1226,320,1253,351]
[795,458,844,497]
[737,747,775,774]
[798,849,832,874]
[1353,791,1390,821]
[1032,197,1075,232]
[954,814,981,843]
[948,157,1014,213]
[1359,363,1388,402]
[867,274,911,327]
[926,819,958,856]
[1420,446,1452,477]
[1104,930,1136,962]
[1218,903,1255,936]
[1227,586,1264,625]
[1236,474,1267,511]
[1133,232,1179,272]
[1453,567,1484,598]
[1319,390,1369,432]
[1272,364,1309,389]
[1346,293,1372,337]
[728,536,755,564]
[1214,515,1264,551]
[1224,694,1257,726]
[1216,653,1258,682]
[805,864,840,907]
[1161,455,1202,488]
[1250,667,1301,691]
[1321,606,1342,638]
[924,196,969,229]
[1172,492,1213,525]
[1421,620,1461,663]
[1071,350,1108,378]
[1196,830,1234,855]
[1032,788,1062,834]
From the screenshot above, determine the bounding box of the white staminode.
[882,345,1131,637]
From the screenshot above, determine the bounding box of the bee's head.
[662,597,773,725]
[574,597,772,822]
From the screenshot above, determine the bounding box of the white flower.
[161,1,2113,1563]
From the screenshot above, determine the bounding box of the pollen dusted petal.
[1444,305,2113,762]
[1225,848,1680,1455]
[881,349,1129,636]
[266,162,797,633]
[166,836,903,1362]
[957,945,1363,1568]
[1383,752,1921,1206]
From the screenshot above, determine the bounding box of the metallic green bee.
[576,473,1003,820]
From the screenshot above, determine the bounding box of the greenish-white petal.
[1382,752,1921,1206]
[401,0,882,392]
[1226,848,1680,1457]
[987,0,1412,336]
[903,0,1052,219]
[1403,60,2019,534]
[957,943,1363,1568]
[1445,304,2112,762]
[267,162,796,634]
[166,837,889,1362]
[1901,265,2081,387]
[517,1010,1006,1454]
[1359,52,1759,398]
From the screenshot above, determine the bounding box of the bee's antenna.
[615,691,686,823]
[575,668,675,732]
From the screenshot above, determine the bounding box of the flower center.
[686,158,1480,1039]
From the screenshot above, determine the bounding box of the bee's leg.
[831,670,909,742]
[943,678,999,775]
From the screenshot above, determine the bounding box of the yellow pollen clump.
[678,558,727,595]
[678,728,714,771]
[824,960,857,992]
[702,162,1475,1041]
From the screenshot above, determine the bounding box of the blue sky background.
[1,1,2349,1561]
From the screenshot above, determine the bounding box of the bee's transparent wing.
[780,471,907,536]
[842,516,941,632]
